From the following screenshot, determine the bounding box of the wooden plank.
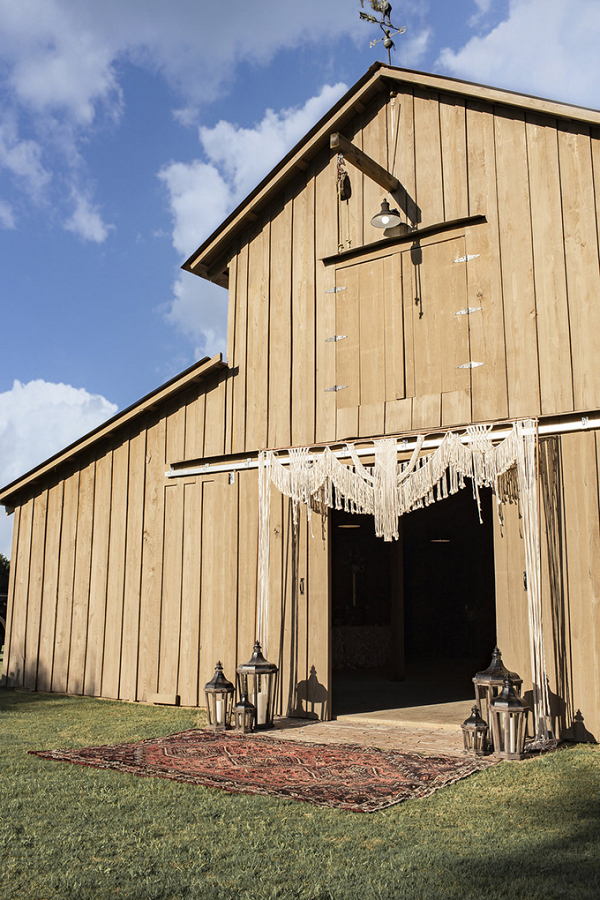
[67,459,96,695]
[231,239,249,454]
[83,450,112,697]
[5,499,33,687]
[494,108,541,417]
[178,480,203,707]
[465,101,508,421]
[385,398,412,435]
[101,440,129,699]
[361,94,390,246]
[559,122,600,410]
[412,393,442,431]
[390,87,418,226]
[203,372,228,458]
[267,490,284,707]
[245,220,270,451]
[440,94,469,221]
[52,472,79,693]
[166,404,186,464]
[199,476,238,695]
[119,429,146,701]
[291,172,316,446]
[236,469,258,670]
[336,405,359,442]
[158,483,184,697]
[410,237,470,397]
[137,417,166,702]
[184,388,206,462]
[384,252,405,401]
[526,113,573,413]
[359,402,385,437]
[23,491,48,690]
[441,389,471,427]
[277,497,298,715]
[314,149,338,443]
[1,506,20,687]
[359,259,386,406]
[306,513,331,720]
[413,88,444,227]
[335,263,360,408]
[560,432,600,739]
[401,249,416,398]
[268,193,293,448]
[224,251,237,457]
[36,482,63,692]
[493,499,530,686]
[330,131,399,193]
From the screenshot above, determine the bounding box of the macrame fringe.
[257,419,555,750]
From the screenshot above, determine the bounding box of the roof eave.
[0,353,228,505]
[182,64,600,286]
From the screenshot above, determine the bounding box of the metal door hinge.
[325,384,348,392]
[325,334,347,342]
[454,254,480,263]
[457,361,484,369]
[455,307,482,316]
[324,286,347,293]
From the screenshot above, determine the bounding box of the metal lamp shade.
[233,689,257,734]
[489,675,529,760]
[204,661,234,731]
[461,705,489,756]
[370,198,402,229]
[236,642,278,729]
[473,646,523,725]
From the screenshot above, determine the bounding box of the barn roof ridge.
[0,353,227,505]
[183,62,600,286]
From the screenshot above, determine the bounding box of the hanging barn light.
[370,198,402,229]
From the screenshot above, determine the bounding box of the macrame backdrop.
[257,419,555,749]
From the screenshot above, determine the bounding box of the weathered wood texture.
[2,395,331,715]
[495,432,600,740]
[221,88,600,448]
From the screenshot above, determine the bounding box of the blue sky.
[1,0,599,555]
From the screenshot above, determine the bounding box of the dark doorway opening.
[331,487,497,716]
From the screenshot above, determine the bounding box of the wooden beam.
[330,132,399,193]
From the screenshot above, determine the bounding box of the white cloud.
[438,0,600,108]
[159,82,347,356]
[0,200,15,229]
[0,117,51,198]
[0,378,118,556]
[64,189,113,243]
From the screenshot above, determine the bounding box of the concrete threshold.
[335,698,473,732]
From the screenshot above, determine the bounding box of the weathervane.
[359,1,406,64]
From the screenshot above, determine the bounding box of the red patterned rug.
[30,729,494,813]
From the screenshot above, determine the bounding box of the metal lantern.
[473,646,523,725]
[236,641,278,729]
[489,675,529,760]
[204,661,234,731]
[233,687,257,734]
[461,705,489,756]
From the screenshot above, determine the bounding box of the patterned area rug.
[30,729,494,813]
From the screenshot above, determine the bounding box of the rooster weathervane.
[359,1,406,64]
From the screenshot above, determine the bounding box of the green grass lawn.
[0,687,598,900]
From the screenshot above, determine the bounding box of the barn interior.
[331,486,497,723]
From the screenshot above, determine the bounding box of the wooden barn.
[2,63,600,743]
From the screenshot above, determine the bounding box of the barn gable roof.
[0,353,227,506]
[183,62,600,289]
